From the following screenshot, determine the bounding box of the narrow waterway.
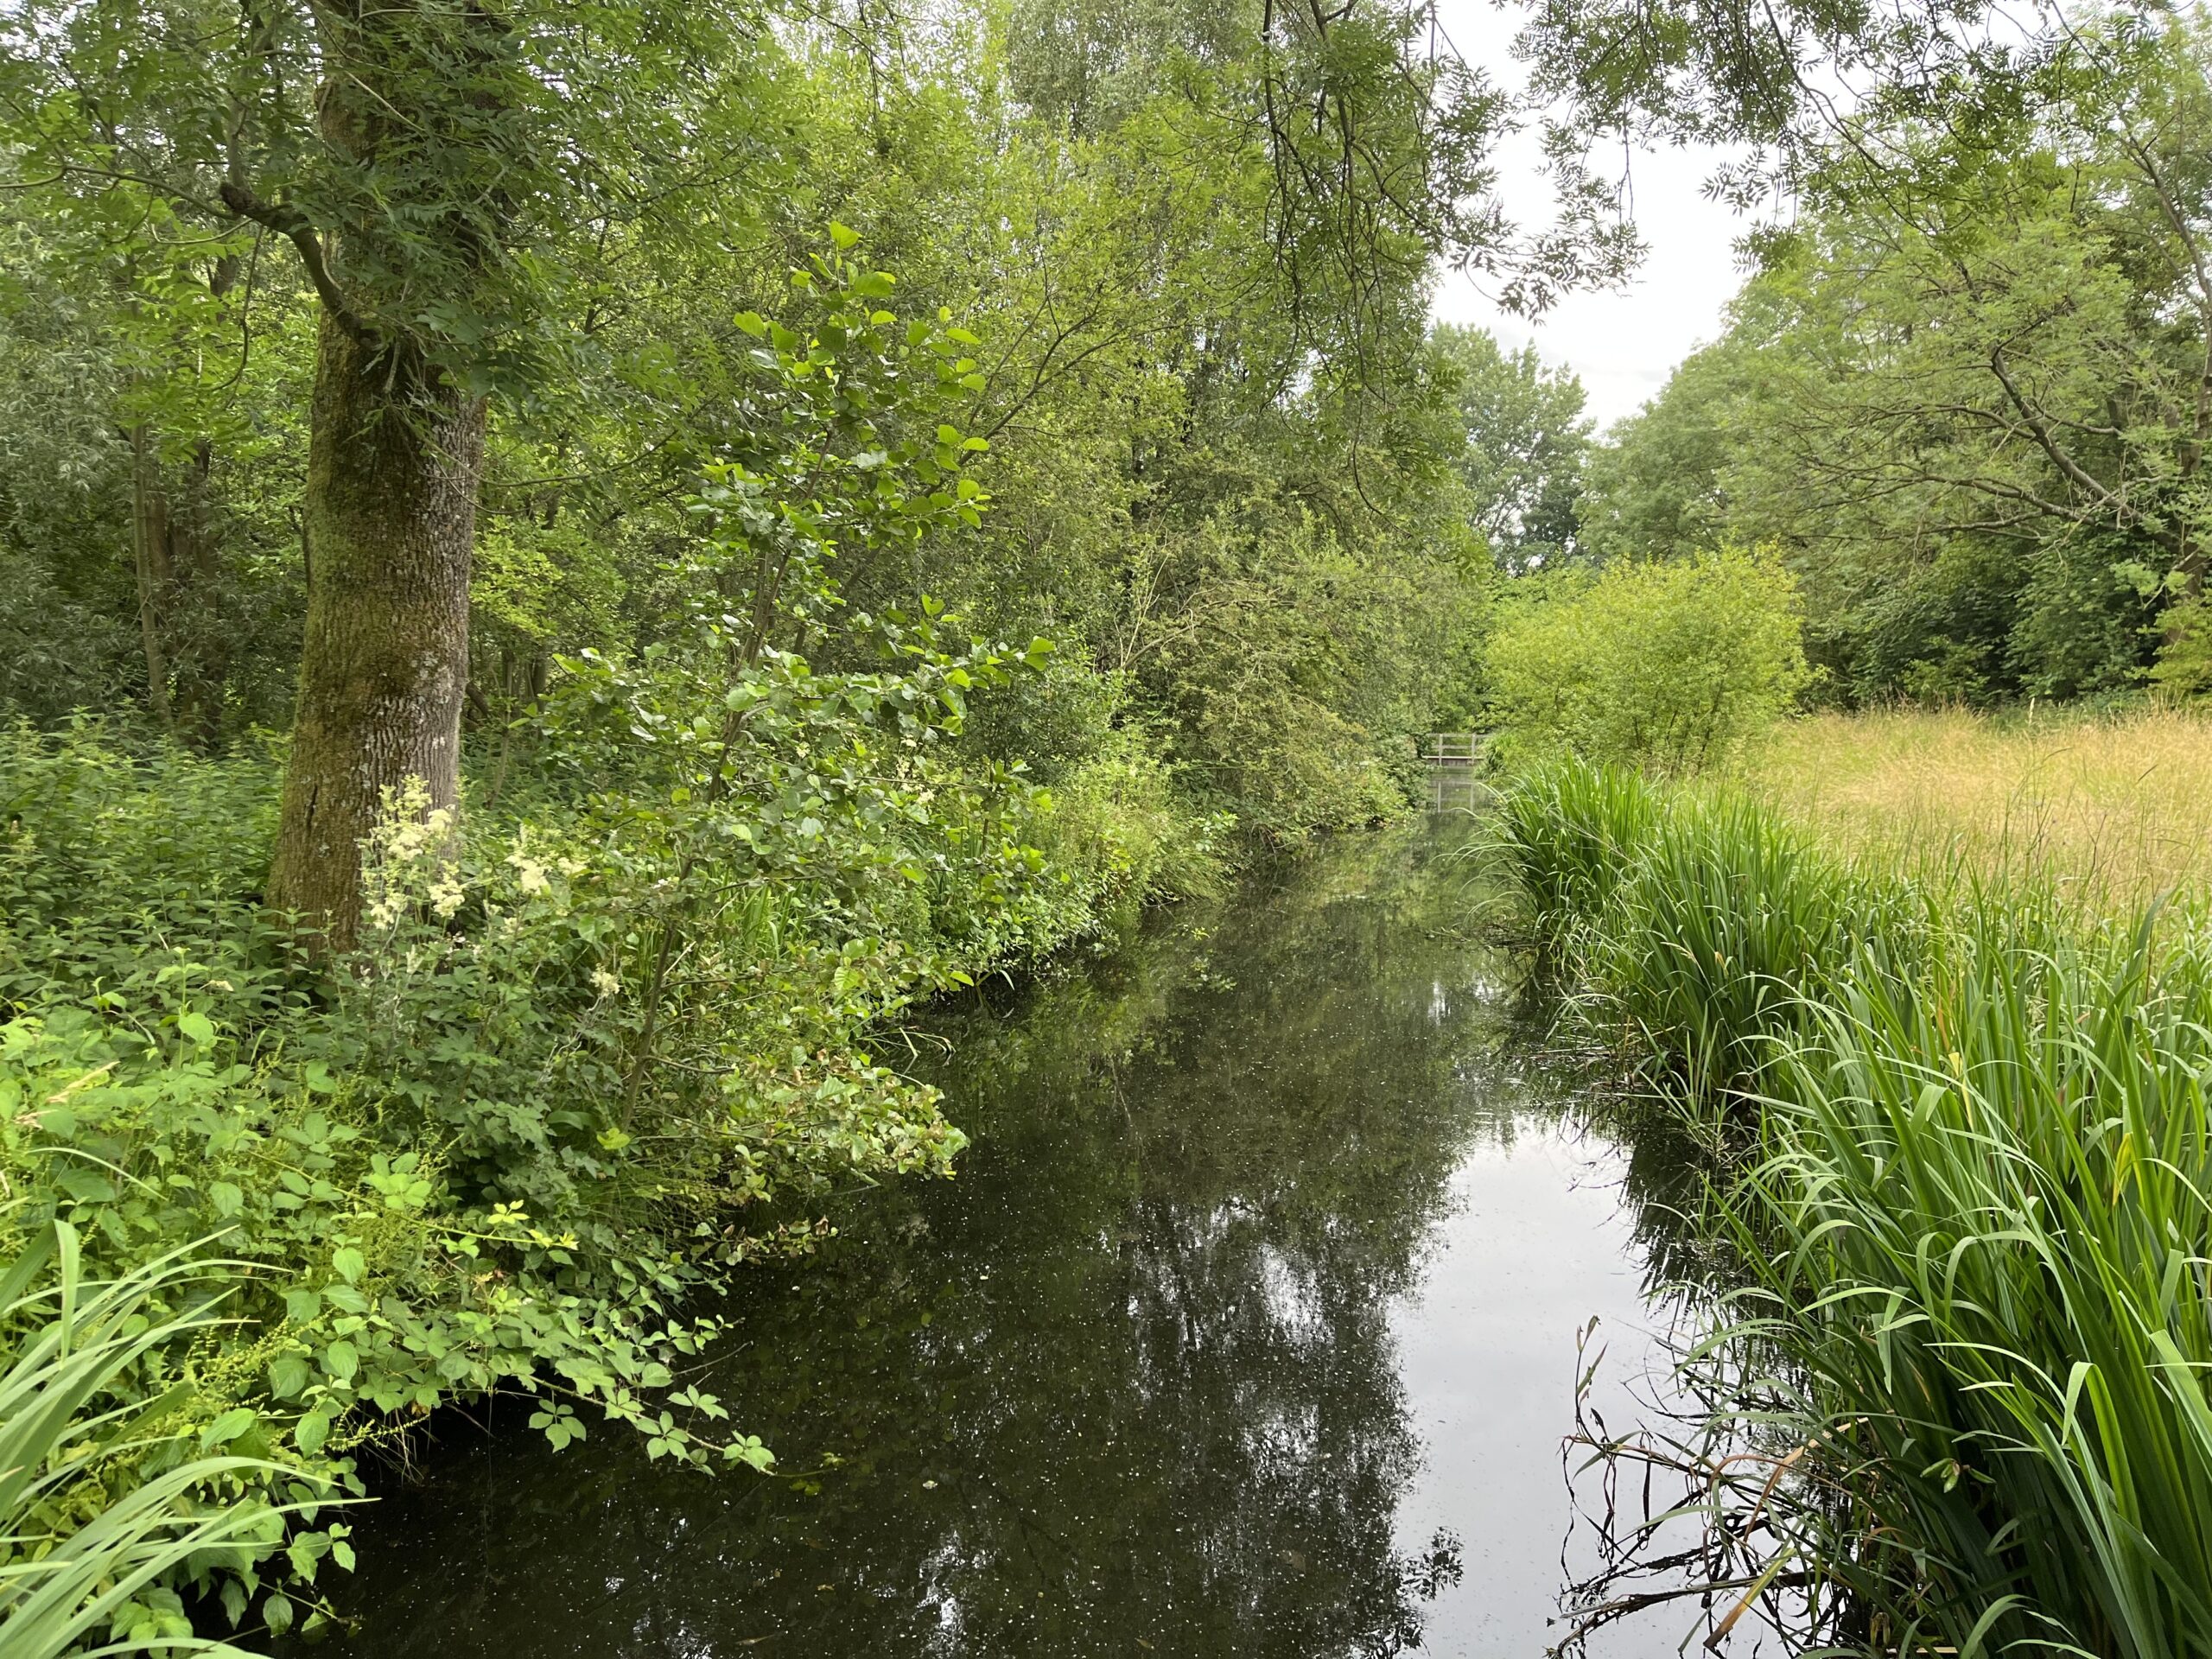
[320,829,1731,1657]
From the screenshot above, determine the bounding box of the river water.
[318,828,1741,1658]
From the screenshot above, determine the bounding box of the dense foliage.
[0,0,1520,838]
[1497,760,2212,1659]
[0,0,1535,1637]
[1484,545,1812,772]
[3,0,2204,1645]
[1578,14,2212,707]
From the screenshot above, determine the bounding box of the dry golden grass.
[1725,706,2212,912]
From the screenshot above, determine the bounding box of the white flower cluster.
[362,779,463,932]
[360,785,597,942]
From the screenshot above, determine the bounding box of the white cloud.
[1425,0,1762,431]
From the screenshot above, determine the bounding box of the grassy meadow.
[1725,706,2212,912]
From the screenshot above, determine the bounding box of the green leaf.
[177,1010,216,1047]
[828,220,861,249]
[200,1407,256,1448]
[728,1434,777,1471]
[331,1246,365,1285]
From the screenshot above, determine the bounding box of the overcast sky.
[1424,0,1764,433]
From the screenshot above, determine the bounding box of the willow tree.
[0,0,777,945]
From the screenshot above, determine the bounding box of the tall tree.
[0,0,783,944]
[1578,12,2212,702]
[1431,323,1591,569]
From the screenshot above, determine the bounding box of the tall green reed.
[0,1225,340,1657]
[1498,759,2212,1657]
[1488,760,1656,947]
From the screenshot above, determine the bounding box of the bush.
[1029,726,1230,917]
[0,556,1237,1648]
[1484,545,1813,774]
[0,260,1234,1648]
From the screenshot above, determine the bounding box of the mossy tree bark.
[240,0,512,953]
[263,315,486,950]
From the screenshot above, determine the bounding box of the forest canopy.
[1577,10,2212,706]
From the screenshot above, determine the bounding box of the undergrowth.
[0,687,1221,1645]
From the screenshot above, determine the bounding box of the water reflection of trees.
[329,832,1537,1658]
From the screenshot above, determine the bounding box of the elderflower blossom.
[428,871,467,920]
[590,968,621,999]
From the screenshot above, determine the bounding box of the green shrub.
[1029,726,1230,917]
[2148,593,2212,701]
[1485,545,1813,774]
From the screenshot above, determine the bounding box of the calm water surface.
[319,830,1729,1658]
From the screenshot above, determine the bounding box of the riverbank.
[292,826,1725,1657]
[0,715,1228,1648]
[1495,758,2212,1657]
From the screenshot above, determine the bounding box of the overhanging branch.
[218,181,372,343]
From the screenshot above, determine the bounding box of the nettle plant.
[0,238,1066,1643]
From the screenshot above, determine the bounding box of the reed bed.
[1496,760,2212,1659]
[1725,707,2212,916]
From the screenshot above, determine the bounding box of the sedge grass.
[1496,759,2212,1658]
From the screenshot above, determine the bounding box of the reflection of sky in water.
[301,831,1775,1659]
[1391,1122,1675,1656]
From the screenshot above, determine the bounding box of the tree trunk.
[130,425,178,739]
[265,314,486,951]
[173,438,231,747]
[130,430,234,747]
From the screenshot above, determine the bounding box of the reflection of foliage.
[324,831,1535,1656]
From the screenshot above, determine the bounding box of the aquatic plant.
[0,1224,343,1656]
[1499,759,2212,1657]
